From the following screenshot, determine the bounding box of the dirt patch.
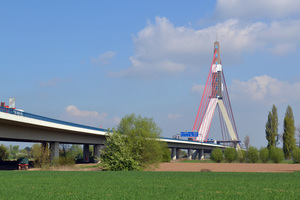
[153,163,300,173]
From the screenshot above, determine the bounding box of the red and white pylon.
[192,41,239,147]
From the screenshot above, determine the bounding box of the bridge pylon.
[192,41,240,148]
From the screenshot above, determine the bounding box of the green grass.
[0,171,300,199]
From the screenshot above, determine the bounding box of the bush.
[0,144,9,160]
[224,148,236,163]
[259,147,269,163]
[247,146,259,163]
[237,149,246,163]
[269,147,284,163]
[292,148,300,163]
[161,145,171,162]
[211,148,223,163]
[101,114,167,171]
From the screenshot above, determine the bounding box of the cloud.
[65,105,103,118]
[231,75,300,104]
[215,0,300,20]
[168,113,181,120]
[91,51,116,66]
[112,17,300,78]
[64,105,119,128]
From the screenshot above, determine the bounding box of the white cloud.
[168,113,181,120]
[64,105,119,128]
[112,17,300,78]
[91,51,116,66]
[215,0,300,20]
[65,105,106,118]
[231,75,300,103]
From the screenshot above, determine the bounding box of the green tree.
[224,148,236,163]
[292,148,300,163]
[100,113,168,171]
[8,145,19,159]
[237,149,246,163]
[31,143,51,168]
[269,146,284,163]
[0,144,9,160]
[265,105,278,150]
[283,105,296,159]
[259,147,269,163]
[211,148,223,163]
[247,146,259,163]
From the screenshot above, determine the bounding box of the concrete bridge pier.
[93,144,101,161]
[187,148,192,160]
[171,147,177,160]
[198,149,204,160]
[83,144,89,163]
[50,142,59,161]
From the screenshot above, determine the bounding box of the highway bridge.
[0,106,226,162]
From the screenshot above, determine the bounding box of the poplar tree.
[265,105,278,150]
[283,105,296,159]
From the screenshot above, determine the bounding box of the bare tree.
[244,135,250,150]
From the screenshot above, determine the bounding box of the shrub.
[259,147,269,163]
[247,146,259,163]
[161,146,171,162]
[0,144,9,160]
[269,147,284,163]
[224,148,236,163]
[237,149,246,163]
[211,148,223,163]
[292,148,300,163]
[101,114,167,171]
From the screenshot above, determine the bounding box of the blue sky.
[1,0,300,148]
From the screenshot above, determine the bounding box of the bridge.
[0,106,226,162]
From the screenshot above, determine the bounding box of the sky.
[1,0,300,148]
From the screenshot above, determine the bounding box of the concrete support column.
[171,147,177,160]
[41,142,47,152]
[176,148,180,159]
[83,144,89,163]
[192,150,197,160]
[198,149,204,160]
[93,144,101,162]
[50,142,59,161]
[187,148,192,160]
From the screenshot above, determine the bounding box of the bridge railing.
[0,106,108,132]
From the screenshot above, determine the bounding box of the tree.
[100,113,168,171]
[292,148,300,163]
[269,147,284,163]
[244,135,250,150]
[224,148,236,163]
[31,143,51,168]
[211,148,223,163]
[265,105,278,150]
[247,146,259,163]
[237,149,246,163]
[283,105,296,159]
[259,147,269,163]
[9,145,19,159]
[0,144,9,160]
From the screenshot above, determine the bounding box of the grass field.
[0,171,300,199]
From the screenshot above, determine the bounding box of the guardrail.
[0,106,108,132]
